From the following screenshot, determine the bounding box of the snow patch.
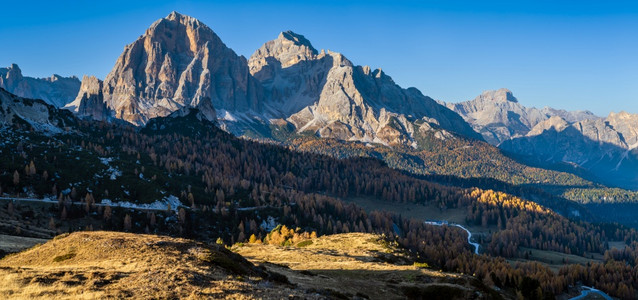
[260,216,278,232]
[100,158,122,180]
[100,195,182,212]
[217,109,237,122]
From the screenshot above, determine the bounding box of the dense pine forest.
[283,128,638,206]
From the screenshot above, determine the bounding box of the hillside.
[3,90,638,298]
[0,231,304,299]
[235,232,506,300]
[0,231,505,299]
[283,129,638,209]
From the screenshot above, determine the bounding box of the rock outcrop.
[0,64,80,108]
[249,31,482,146]
[446,88,598,145]
[0,88,76,133]
[70,11,263,126]
[65,76,110,121]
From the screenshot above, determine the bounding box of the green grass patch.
[53,252,76,262]
[296,240,313,247]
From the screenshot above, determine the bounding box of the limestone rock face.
[0,88,76,133]
[0,64,80,108]
[500,112,638,188]
[249,31,481,146]
[447,89,598,145]
[65,76,110,121]
[249,31,326,117]
[73,11,263,126]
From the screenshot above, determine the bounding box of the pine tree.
[13,170,19,186]
[103,205,112,221]
[48,217,56,230]
[248,234,258,243]
[28,160,36,176]
[7,202,14,216]
[149,212,156,227]
[123,214,132,231]
[178,208,187,224]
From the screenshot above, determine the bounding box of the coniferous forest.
[2,110,638,299]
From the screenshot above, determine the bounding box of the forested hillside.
[2,106,638,298]
[280,127,638,207]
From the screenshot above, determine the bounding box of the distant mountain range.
[6,11,638,189]
[445,88,599,145]
[447,88,638,188]
[0,64,80,108]
[500,112,638,188]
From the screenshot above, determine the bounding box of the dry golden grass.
[235,233,507,300]
[0,231,313,299]
[0,231,507,299]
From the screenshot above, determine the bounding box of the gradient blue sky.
[1,0,637,116]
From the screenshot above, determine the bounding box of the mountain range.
[0,64,80,108]
[4,10,638,300]
[64,12,479,145]
[442,88,638,188]
[500,111,638,188]
[445,88,599,145]
[7,11,638,188]
[248,30,480,144]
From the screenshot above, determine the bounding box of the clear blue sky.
[1,0,637,116]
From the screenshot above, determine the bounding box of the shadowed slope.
[236,232,507,300]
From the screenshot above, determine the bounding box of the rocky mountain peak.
[278,30,317,53]
[1,64,24,89]
[609,111,634,120]
[165,11,184,20]
[481,88,517,103]
[7,63,23,80]
[142,11,219,58]
[248,31,481,145]
[362,65,372,75]
[501,110,638,188]
[74,12,262,126]
[250,31,319,78]
[160,11,204,29]
[65,75,108,120]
